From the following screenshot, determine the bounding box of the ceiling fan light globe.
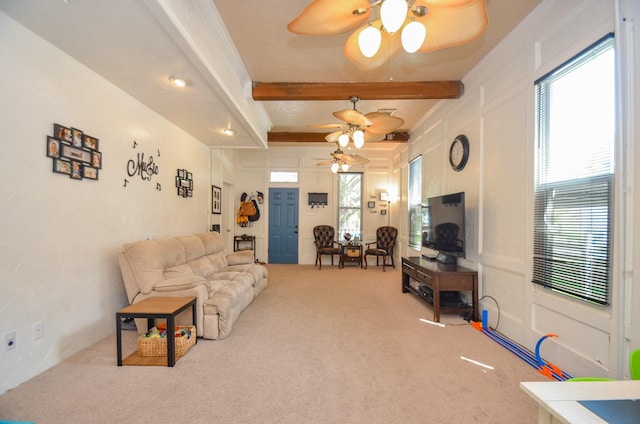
[353,130,365,148]
[338,133,350,147]
[380,0,407,34]
[401,21,426,53]
[341,163,350,172]
[331,163,340,173]
[358,25,382,58]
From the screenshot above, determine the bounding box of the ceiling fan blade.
[344,20,402,70]
[415,0,488,52]
[309,123,346,129]
[316,159,334,166]
[333,153,369,165]
[332,109,372,126]
[364,112,405,134]
[287,0,371,35]
[325,131,344,142]
[364,131,386,142]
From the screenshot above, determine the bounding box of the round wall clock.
[449,134,470,171]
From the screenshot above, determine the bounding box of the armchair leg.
[363,254,368,269]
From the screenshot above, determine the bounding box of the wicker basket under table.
[137,325,196,357]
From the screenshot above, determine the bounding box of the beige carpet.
[0,264,547,423]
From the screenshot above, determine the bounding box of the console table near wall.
[401,256,478,322]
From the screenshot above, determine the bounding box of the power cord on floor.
[479,295,500,331]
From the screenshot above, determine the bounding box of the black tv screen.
[421,192,465,259]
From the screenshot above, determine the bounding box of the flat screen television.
[421,192,465,264]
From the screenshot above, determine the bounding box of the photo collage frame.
[175,169,193,197]
[48,123,102,181]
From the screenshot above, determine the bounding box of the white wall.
[0,12,213,394]
[407,0,640,378]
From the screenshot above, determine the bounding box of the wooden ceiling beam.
[253,81,464,101]
[267,132,409,143]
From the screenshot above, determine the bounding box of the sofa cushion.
[226,263,268,284]
[205,251,229,274]
[188,256,217,277]
[211,271,254,291]
[226,249,254,265]
[163,263,192,279]
[177,235,205,260]
[196,232,226,255]
[154,276,208,292]
[123,238,186,294]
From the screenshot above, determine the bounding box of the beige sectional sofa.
[118,232,267,339]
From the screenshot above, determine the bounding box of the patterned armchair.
[363,226,398,272]
[313,225,343,270]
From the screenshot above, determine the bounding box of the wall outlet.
[5,331,16,351]
[33,321,44,340]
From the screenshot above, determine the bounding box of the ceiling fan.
[316,146,370,173]
[288,0,489,70]
[311,95,404,147]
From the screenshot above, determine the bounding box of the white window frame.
[408,156,422,249]
[337,172,363,242]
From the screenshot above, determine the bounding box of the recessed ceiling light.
[169,76,189,88]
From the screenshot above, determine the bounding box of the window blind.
[533,34,614,305]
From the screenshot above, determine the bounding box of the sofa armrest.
[153,276,208,292]
[226,249,254,265]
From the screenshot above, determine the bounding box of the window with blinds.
[533,34,615,306]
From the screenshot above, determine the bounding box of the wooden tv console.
[401,256,478,322]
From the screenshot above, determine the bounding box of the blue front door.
[268,188,299,264]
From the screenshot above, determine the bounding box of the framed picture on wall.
[47,136,60,158]
[212,185,221,214]
[367,201,375,208]
[91,151,102,169]
[70,160,83,180]
[53,123,72,142]
[53,158,71,175]
[71,128,83,147]
[83,135,99,150]
[83,166,99,180]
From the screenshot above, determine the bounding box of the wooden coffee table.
[116,296,196,367]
